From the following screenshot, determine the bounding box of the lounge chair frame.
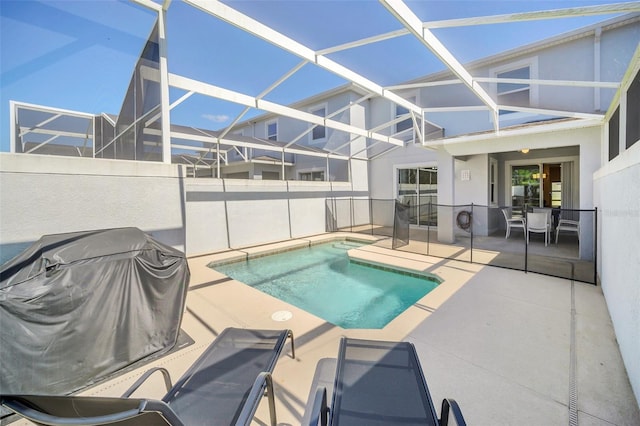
[1,328,295,426]
[308,337,466,426]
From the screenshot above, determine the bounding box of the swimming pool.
[211,240,439,329]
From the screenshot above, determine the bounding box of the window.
[310,106,326,142]
[497,66,530,114]
[299,171,324,181]
[609,107,620,161]
[395,105,411,133]
[266,120,277,141]
[626,71,639,149]
[492,58,537,115]
[395,96,416,138]
[397,167,437,226]
[511,165,540,208]
[230,131,244,161]
[489,158,498,206]
[262,171,279,180]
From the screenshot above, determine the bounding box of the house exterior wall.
[412,17,640,135]
[248,91,355,150]
[593,141,640,406]
[600,23,640,110]
[454,154,490,235]
[361,19,636,242]
[369,143,438,200]
[239,91,364,182]
[428,110,493,139]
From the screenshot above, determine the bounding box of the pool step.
[332,241,363,250]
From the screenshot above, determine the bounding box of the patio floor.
[347,225,596,284]
[23,232,638,426]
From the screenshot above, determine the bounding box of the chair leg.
[505,225,510,239]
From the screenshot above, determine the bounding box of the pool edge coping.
[205,234,382,268]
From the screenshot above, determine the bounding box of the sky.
[1,0,638,152]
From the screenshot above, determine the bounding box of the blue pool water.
[212,241,439,329]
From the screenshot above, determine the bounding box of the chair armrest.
[440,398,466,426]
[558,219,579,226]
[121,367,173,398]
[236,371,277,426]
[307,387,329,426]
[141,400,185,425]
[2,398,145,426]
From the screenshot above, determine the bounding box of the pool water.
[212,241,439,329]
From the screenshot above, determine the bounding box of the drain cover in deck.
[271,310,293,321]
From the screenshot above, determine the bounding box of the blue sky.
[1,0,637,151]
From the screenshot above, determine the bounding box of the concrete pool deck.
[22,232,637,426]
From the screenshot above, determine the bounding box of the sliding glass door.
[511,165,540,211]
[398,167,437,226]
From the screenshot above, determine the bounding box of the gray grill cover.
[0,228,190,395]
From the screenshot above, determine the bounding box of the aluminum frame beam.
[380,0,498,115]
[183,0,421,116]
[219,60,307,140]
[496,105,604,120]
[133,0,172,163]
[170,130,349,161]
[284,93,373,149]
[168,72,403,146]
[422,3,640,29]
[474,77,620,89]
[390,77,620,91]
[320,3,640,56]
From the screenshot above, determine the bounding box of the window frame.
[266,119,278,141]
[228,130,246,161]
[625,70,639,149]
[298,169,326,181]
[489,157,498,207]
[309,103,327,144]
[391,94,418,142]
[490,57,539,115]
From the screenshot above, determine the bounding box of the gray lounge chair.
[309,337,466,426]
[1,328,295,426]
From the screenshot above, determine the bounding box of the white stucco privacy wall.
[0,153,186,254]
[184,178,356,254]
[593,141,640,406]
[0,154,368,260]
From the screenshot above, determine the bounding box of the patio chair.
[533,208,554,232]
[1,328,295,426]
[501,208,526,239]
[308,337,466,426]
[555,219,580,244]
[526,212,550,246]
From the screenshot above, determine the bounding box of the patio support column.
[437,148,455,243]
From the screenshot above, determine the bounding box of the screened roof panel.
[2,0,639,156]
